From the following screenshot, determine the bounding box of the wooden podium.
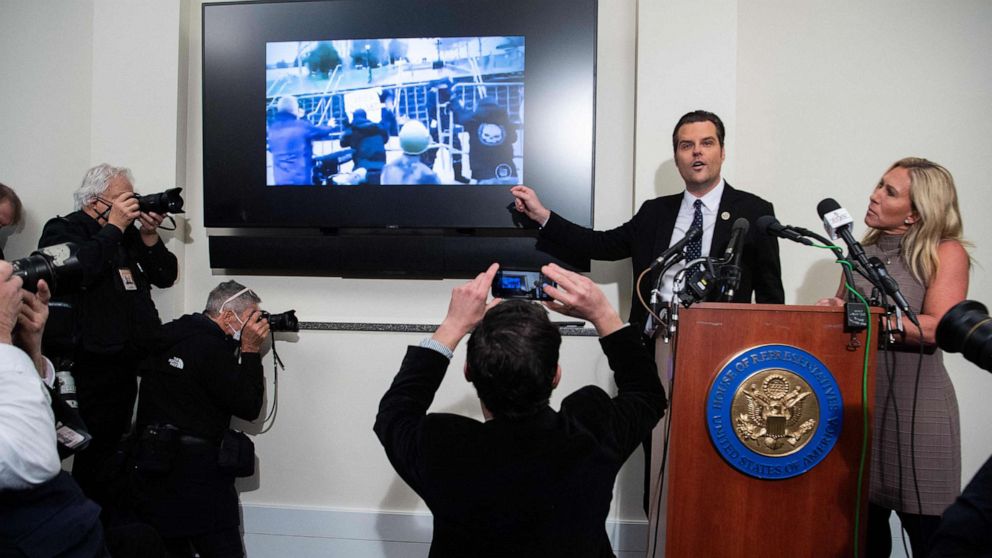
[648,303,877,558]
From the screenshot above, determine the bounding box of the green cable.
[817,252,871,557]
[844,282,871,558]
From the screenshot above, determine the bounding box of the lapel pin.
[721,211,731,221]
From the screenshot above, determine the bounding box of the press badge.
[119,268,138,290]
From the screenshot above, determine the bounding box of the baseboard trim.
[242,504,647,557]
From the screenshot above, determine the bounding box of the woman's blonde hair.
[863,157,969,285]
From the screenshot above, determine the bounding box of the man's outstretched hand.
[541,263,623,337]
[432,263,502,352]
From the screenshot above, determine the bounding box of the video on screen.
[266,36,524,187]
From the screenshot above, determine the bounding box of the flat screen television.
[202,0,596,276]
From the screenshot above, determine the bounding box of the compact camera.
[11,242,81,293]
[261,310,299,332]
[491,269,557,301]
[136,187,185,214]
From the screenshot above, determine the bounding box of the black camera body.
[11,242,82,293]
[136,187,185,214]
[261,309,299,332]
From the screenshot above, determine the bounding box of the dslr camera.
[261,310,299,332]
[136,187,185,214]
[937,300,992,373]
[11,242,81,293]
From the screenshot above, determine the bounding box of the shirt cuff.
[41,357,56,389]
[418,337,454,360]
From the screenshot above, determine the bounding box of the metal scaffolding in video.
[265,36,525,186]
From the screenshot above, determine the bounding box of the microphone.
[719,217,749,300]
[722,217,749,262]
[649,224,702,268]
[816,198,882,289]
[868,256,920,326]
[755,215,813,246]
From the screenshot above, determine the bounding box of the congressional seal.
[705,344,843,479]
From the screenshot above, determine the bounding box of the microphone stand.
[794,226,879,301]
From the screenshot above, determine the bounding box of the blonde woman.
[818,157,970,556]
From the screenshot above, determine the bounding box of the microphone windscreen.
[755,215,779,234]
[732,217,750,234]
[816,198,842,219]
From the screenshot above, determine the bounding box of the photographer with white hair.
[37,163,178,517]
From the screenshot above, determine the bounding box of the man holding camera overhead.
[132,280,269,557]
[37,163,178,511]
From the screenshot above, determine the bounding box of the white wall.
[0,0,94,260]
[2,0,991,556]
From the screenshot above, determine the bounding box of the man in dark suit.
[512,110,784,520]
[374,263,666,557]
[511,110,784,330]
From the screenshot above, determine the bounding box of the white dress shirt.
[0,344,60,490]
[657,179,725,302]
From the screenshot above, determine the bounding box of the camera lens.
[11,255,55,293]
[937,300,992,372]
[137,188,185,214]
[260,310,299,332]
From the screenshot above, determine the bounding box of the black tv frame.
[202,0,596,276]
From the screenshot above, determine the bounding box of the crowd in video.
[265,36,525,186]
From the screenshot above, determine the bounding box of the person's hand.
[510,185,551,225]
[816,297,845,307]
[433,263,501,351]
[540,263,623,337]
[137,211,165,246]
[240,310,271,354]
[16,280,50,377]
[0,261,23,345]
[107,191,141,232]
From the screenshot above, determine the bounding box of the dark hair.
[0,182,24,226]
[466,300,561,419]
[672,110,725,152]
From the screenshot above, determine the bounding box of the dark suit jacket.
[538,183,785,327]
[374,326,665,558]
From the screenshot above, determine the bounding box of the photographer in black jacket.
[37,163,178,509]
[133,281,269,558]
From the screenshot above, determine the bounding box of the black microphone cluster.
[668,217,750,307]
[754,197,919,327]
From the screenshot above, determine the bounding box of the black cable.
[909,321,926,520]
[258,330,284,434]
[650,366,675,558]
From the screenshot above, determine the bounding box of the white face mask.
[228,311,246,341]
[218,287,255,341]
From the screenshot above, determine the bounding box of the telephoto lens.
[10,242,81,293]
[136,187,185,214]
[260,310,299,332]
[937,300,992,373]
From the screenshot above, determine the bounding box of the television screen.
[203,0,596,231]
[265,36,526,187]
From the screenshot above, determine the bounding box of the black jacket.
[38,210,178,357]
[0,471,106,557]
[340,116,388,171]
[374,326,665,558]
[133,313,263,537]
[538,184,785,327]
[136,313,263,441]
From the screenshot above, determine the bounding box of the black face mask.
[93,197,112,223]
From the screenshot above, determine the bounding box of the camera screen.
[492,270,554,300]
